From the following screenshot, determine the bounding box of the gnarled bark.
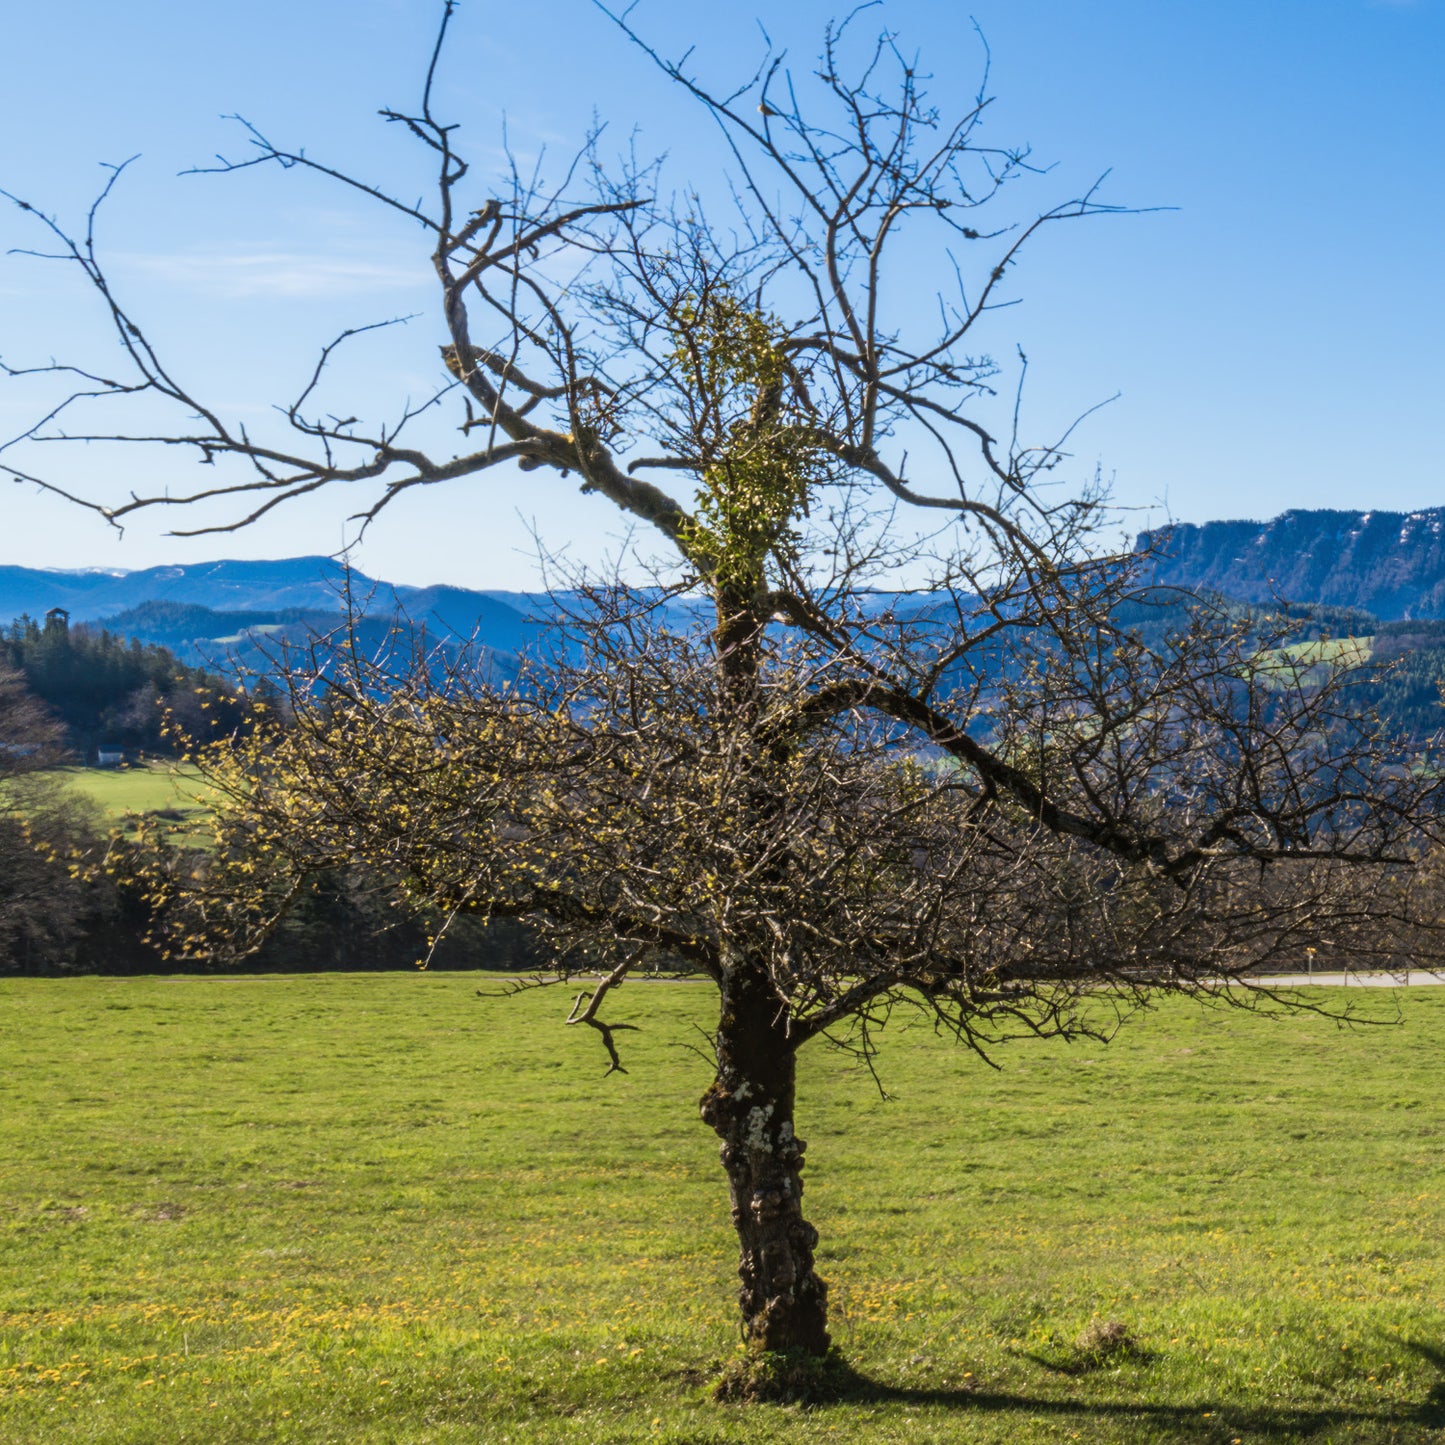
[700,961,829,1357]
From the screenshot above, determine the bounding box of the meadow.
[1,974,1443,1443]
[1257,637,1376,690]
[44,763,208,825]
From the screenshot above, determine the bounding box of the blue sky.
[1,0,1441,589]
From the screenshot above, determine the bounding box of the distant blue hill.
[0,556,373,620]
[0,558,559,678]
[17,506,1445,642]
[6,544,1445,736]
[0,557,943,680]
[88,599,527,682]
[0,557,899,634]
[0,555,703,635]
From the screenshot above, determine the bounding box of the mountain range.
[0,557,557,676]
[0,556,722,678]
[6,517,1445,738]
[1138,508,1445,620]
[0,557,367,620]
[6,506,1445,673]
[0,556,552,632]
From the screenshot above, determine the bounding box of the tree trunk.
[700,959,830,1356]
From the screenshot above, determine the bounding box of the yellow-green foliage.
[3,976,1445,1442]
[128,696,637,962]
[669,292,824,593]
[136,674,943,981]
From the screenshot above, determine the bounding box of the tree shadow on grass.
[811,1342,1445,1440]
[1399,1340,1445,1428]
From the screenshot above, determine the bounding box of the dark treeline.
[0,825,549,977]
[1109,590,1378,645]
[0,837,548,978]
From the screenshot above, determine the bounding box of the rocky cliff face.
[1138,509,1445,620]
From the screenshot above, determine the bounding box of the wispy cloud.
[116,247,428,300]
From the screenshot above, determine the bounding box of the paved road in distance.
[1247,971,1445,988]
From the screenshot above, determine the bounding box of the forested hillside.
[1112,592,1445,741]
[1139,509,1445,620]
[1357,619,1445,740]
[0,609,260,759]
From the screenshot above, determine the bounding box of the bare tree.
[0,665,94,970]
[5,3,1441,1388]
[0,665,64,779]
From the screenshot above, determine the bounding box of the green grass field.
[1275,638,1376,669]
[1255,637,1376,690]
[42,763,209,824]
[2,975,1443,1443]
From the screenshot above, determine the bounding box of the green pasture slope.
[2,977,1444,1443]
[1277,637,1376,669]
[1255,636,1376,690]
[47,763,208,824]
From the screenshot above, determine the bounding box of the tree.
[0,663,96,971]
[0,662,64,778]
[3,2,1441,1389]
